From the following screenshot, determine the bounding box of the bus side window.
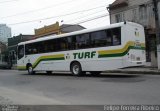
[25,44,32,55]
[112,28,121,46]
[33,48,37,54]
[47,40,55,52]
[25,45,29,55]
[59,38,68,51]
[37,42,43,53]
[91,30,108,47]
[43,41,49,53]
[106,29,113,46]
[68,36,76,50]
[76,33,90,49]
[47,39,57,52]
[26,43,40,55]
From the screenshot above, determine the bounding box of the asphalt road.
[0,69,160,106]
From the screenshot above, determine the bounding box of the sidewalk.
[105,66,160,75]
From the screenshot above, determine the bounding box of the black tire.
[82,71,86,76]
[46,71,52,74]
[71,62,83,76]
[90,71,101,76]
[27,65,35,75]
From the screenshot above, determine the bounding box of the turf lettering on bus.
[73,51,96,59]
[84,52,90,58]
[91,51,96,58]
[78,52,84,59]
[73,53,78,59]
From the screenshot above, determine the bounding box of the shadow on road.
[21,72,142,79]
[20,72,145,83]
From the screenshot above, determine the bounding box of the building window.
[139,5,147,20]
[148,5,154,18]
[132,9,137,22]
[115,13,123,23]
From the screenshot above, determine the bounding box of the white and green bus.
[17,22,146,76]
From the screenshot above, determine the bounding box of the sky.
[0,0,115,36]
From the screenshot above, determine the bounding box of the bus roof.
[18,22,143,45]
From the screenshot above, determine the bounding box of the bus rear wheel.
[71,62,84,76]
[27,65,35,75]
[90,71,101,76]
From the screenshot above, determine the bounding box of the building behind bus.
[34,22,85,38]
[107,0,160,67]
[8,34,34,67]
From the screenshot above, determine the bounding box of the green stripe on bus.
[17,66,26,70]
[98,46,145,58]
[33,57,65,69]
[17,54,65,70]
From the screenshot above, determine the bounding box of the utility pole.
[153,0,160,69]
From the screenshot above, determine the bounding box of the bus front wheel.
[27,65,35,75]
[71,62,83,76]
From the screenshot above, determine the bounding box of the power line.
[75,14,109,24]
[9,13,109,37]
[0,0,77,19]
[8,5,108,26]
[30,14,109,39]
[64,9,107,24]
[35,14,110,36]
[59,14,109,30]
